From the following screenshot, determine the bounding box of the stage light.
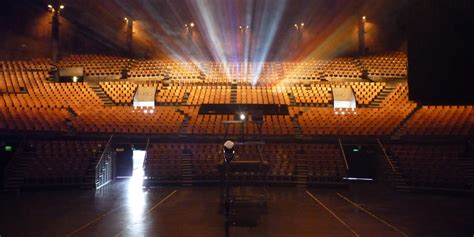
[72,76,78,82]
[294,24,298,29]
[144,109,148,113]
[240,113,246,121]
[48,4,52,9]
[124,17,129,22]
[341,111,345,115]
[362,16,366,21]
[150,109,154,113]
[190,22,195,27]
[300,22,304,27]
[60,5,64,10]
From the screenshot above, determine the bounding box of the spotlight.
[294,24,298,29]
[124,17,129,22]
[144,109,148,113]
[300,22,304,27]
[246,25,249,29]
[362,16,366,21]
[240,113,246,121]
[48,4,52,9]
[190,22,195,27]
[72,76,78,82]
[60,5,64,9]
[150,109,154,113]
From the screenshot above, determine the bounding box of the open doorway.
[132,150,145,179]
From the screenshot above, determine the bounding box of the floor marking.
[336,192,409,237]
[306,190,360,237]
[66,204,126,236]
[114,190,178,237]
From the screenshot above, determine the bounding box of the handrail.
[338,138,349,170]
[143,137,150,170]
[377,138,395,173]
[95,134,114,170]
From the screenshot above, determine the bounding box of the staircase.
[391,104,422,140]
[181,92,191,105]
[288,92,297,106]
[181,154,193,186]
[4,148,35,190]
[290,116,303,139]
[230,81,238,104]
[369,87,394,108]
[177,109,191,135]
[384,154,410,191]
[294,153,308,188]
[81,149,104,189]
[89,84,115,106]
[353,58,368,79]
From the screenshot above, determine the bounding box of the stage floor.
[1,180,473,237]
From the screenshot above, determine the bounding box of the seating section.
[143,143,347,184]
[236,85,290,104]
[100,81,138,104]
[1,60,50,93]
[388,144,472,189]
[23,140,105,186]
[144,143,184,181]
[401,105,473,136]
[298,85,416,135]
[359,52,407,77]
[302,144,347,182]
[72,106,184,134]
[290,84,333,105]
[58,55,129,77]
[0,106,69,132]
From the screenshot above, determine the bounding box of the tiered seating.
[0,106,69,132]
[188,143,222,180]
[319,58,362,78]
[0,60,50,93]
[301,144,347,182]
[24,140,105,186]
[298,85,416,135]
[401,105,473,136]
[236,85,290,104]
[156,84,188,104]
[349,82,385,105]
[289,84,332,104]
[388,144,471,189]
[282,62,323,80]
[165,62,203,79]
[182,106,294,135]
[359,52,407,77]
[263,144,298,182]
[100,81,138,104]
[185,85,231,105]
[58,55,129,77]
[0,82,103,110]
[144,143,184,181]
[72,106,184,134]
[128,60,166,78]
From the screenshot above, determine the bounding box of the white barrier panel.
[332,87,356,109]
[133,85,156,108]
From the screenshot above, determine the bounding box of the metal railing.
[95,135,114,189]
[338,138,349,170]
[377,138,395,172]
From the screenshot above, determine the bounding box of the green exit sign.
[5,145,13,152]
